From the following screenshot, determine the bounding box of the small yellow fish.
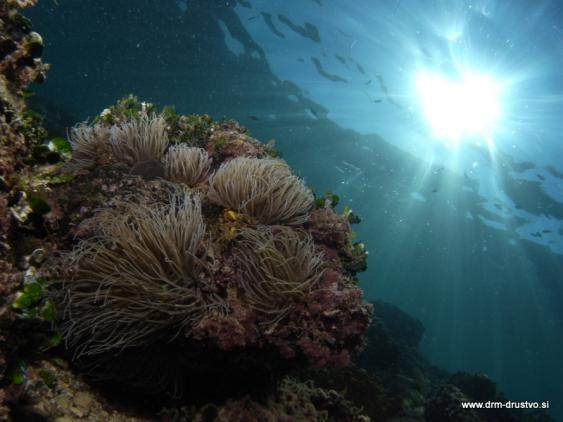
[224,209,239,221]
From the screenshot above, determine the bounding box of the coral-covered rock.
[0,0,48,418]
[39,98,373,399]
[306,205,369,276]
[308,207,351,249]
[0,0,49,187]
[266,268,371,367]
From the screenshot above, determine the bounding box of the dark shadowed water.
[24,0,563,419]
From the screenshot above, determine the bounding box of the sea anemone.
[207,157,314,225]
[64,114,169,172]
[61,188,227,359]
[163,144,212,186]
[234,226,324,328]
[108,113,169,166]
[64,123,111,171]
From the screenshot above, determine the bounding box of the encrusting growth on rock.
[1,1,50,419]
[48,98,371,397]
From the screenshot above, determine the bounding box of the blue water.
[27,0,563,419]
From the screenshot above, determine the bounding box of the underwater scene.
[1,0,563,420]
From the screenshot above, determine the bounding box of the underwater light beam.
[415,70,502,144]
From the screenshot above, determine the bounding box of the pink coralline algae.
[307,207,352,249]
[265,269,370,367]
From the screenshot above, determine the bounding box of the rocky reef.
[0,0,49,419]
[38,96,372,402]
[0,18,374,415]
